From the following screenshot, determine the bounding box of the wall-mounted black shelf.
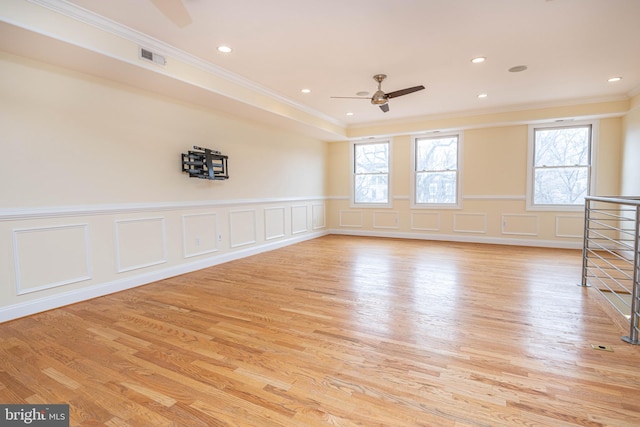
[181,146,228,181]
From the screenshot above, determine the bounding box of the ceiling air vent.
[139,47,166,66]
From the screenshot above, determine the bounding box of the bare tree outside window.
[354,142,389,204]
[533,125,591,205]
[415,136,458,204]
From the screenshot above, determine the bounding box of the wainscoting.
[1,194,586,322]
[329,195,584,248]
[0,198,327,322]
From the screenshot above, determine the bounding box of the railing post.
[622,205,640,345]
[580,198,591,287]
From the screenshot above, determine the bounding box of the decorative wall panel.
[453,213,487,234]
[312,203,326,230]
[502,214,539,236]
[115,217,167,273]
[410,212,441,231]
[230,209,257,248]
[13,224,91,294]
[265,207,285,240]
[182,213,218,258]
[291,205,309,235]
[373,211,399,229]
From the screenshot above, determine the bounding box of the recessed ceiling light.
[608,77,622,83]
[217,45,232,53]
[509,65,528,73]
[301,88,311,94]
[346,112,354,116]
[477,93,488,98]
[471,57,486,64]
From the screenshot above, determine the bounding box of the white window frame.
[410,132,463,209]
[526,120,598,211]
[350,139,393,208]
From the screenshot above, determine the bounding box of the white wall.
[0,52,328,321]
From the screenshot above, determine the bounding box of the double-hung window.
[351,140,391,207]
[412,134,461,207]
[527,122,595,209]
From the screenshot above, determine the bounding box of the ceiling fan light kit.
[332,74,425,113]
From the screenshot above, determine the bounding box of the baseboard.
[328,228,583,249]
[0,230,327,323]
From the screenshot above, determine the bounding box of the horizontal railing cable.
[586,229,636,252]
[582,196,640,344]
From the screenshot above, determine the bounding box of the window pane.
[534,167,588,205]
[355,143,389,173]
[355,174,388,204]
[416,137,457,171]
[534,126,590,167]
[416,171,456,204]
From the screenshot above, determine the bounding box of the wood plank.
[1,235,640,426]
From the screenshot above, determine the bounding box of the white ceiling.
[11,0,640,129]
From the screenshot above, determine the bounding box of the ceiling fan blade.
[150,0,192,28]
[385,85,425,99]
[379,103,390,113]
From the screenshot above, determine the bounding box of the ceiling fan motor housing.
[371,91,388,105]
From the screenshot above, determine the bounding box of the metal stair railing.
[581,196,640,345]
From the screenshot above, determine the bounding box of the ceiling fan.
[150,0,192,28]
[331,74,425,113]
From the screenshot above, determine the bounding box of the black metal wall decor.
[181,146,229,181]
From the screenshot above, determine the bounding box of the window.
[527,122,596,209]
[412,134,461,207]
[351,140,391,207]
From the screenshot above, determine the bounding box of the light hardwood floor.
[1,235,640,426]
